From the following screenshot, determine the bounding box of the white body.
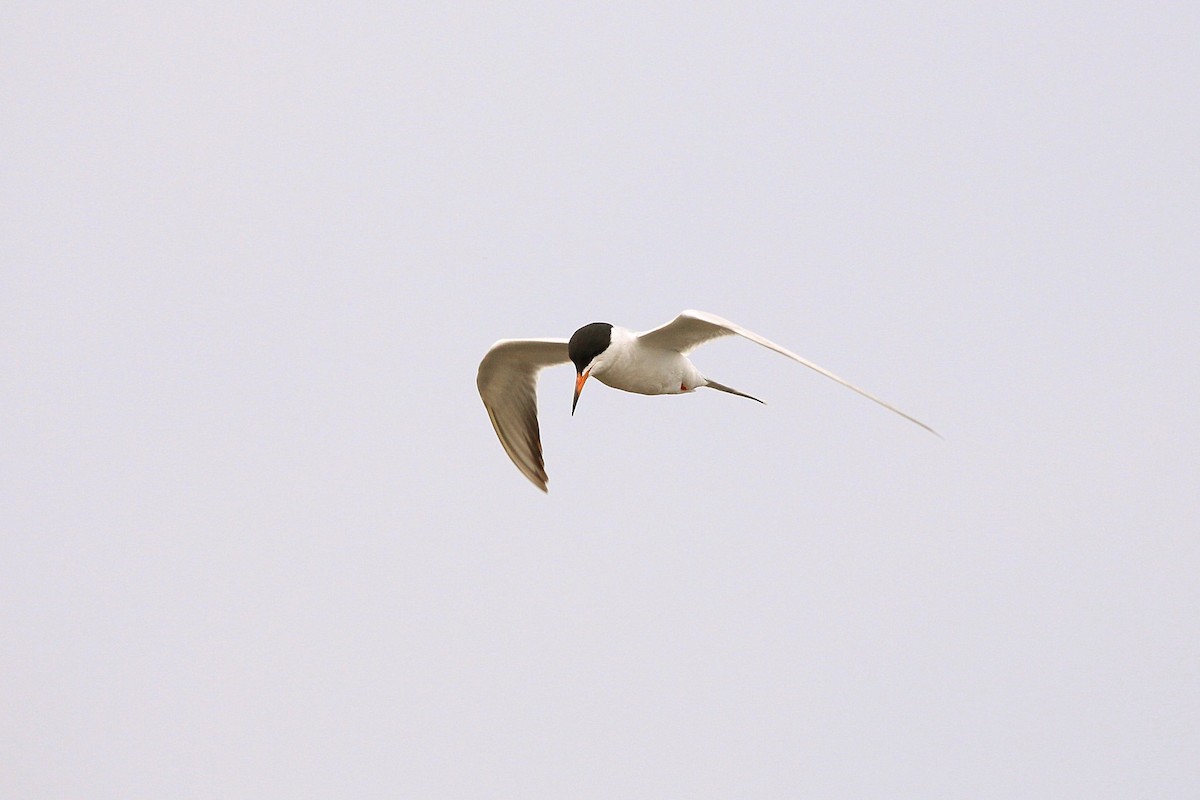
[477,309,938,491]
[589,327,706,395]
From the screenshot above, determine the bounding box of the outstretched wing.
[636,309,739,354]
[476,338,571,491]
[638,310,940,436]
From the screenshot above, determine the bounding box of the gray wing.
[638,310,940,436]
[476,338,571,491]
[636,309,739,354]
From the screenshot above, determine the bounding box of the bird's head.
[568,322,612,415]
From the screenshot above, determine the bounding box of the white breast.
[590,327,705,395]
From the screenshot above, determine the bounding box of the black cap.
[568,322,612,373]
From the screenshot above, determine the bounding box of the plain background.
[3,3,1197,797]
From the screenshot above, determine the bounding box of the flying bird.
[477,309,937,491]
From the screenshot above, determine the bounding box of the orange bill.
[571,369,590,415]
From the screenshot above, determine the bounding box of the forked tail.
[703,379,764,404]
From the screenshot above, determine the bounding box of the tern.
[477,309,937,491]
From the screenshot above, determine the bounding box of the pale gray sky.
[3,3,1198,797]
